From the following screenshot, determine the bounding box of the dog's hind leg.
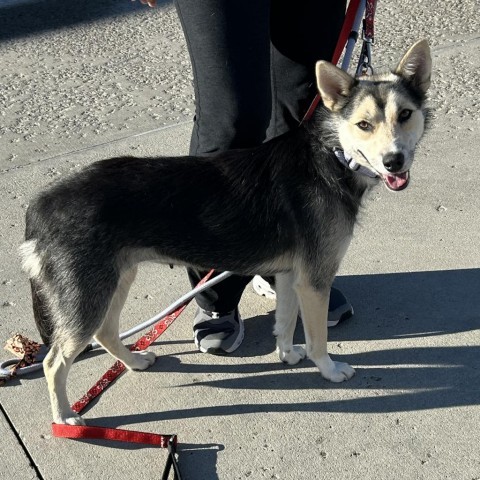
[274,271,306,365]
[93,267,156,371]
[44,338,91,425]
[29,277,92,425]
[294,270,355,382]
[42,269,124,425]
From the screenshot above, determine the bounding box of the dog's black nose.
[383,152,405,173]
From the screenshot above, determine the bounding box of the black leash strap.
[162,436,182,480]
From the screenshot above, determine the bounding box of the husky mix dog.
[20,40,431,425]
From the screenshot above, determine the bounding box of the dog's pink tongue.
[383,171,409,191]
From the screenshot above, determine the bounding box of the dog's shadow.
[107,268,479,413]
[70,435,224,480]
[65,269,479,480]
[332,268,480,343]
[12,269,480,404]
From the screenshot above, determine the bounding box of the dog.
[19,40,431,425]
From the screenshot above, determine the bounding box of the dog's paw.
[128,350,156,371]
[315,354,355,382]
[55,410,86,426]
[277,345,306,365]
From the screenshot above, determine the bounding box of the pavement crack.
[0,121,192,176]
[0,402,44,480]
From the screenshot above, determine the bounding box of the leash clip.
[356,36,374,76]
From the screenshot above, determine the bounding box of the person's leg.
[174,0,272,155]
[174,0,271,352]
[268,0,347,138]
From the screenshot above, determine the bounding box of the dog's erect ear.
[395,39,432,94]
[316,61,355,111]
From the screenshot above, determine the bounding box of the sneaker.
[252,275,353,327]
[252,275,276,299]
[327,286,354,327]
[193,308,244,354]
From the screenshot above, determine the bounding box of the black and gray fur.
[20,40,431,425]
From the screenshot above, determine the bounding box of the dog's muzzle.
[381,152,410,191]
[356,149,411,192]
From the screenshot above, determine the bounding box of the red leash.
[52,424,175,447]
[301,0,363,124]
[52,269,215,479]
[364,0,376,41]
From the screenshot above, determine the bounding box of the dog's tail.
[19,240,54,346]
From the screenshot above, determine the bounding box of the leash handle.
[52,425,182,479]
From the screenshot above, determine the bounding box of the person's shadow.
[0,0,171,42]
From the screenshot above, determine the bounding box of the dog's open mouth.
[382,171,410,191]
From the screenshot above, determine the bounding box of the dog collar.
[333,148,379,179]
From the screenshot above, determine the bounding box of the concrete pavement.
[1,0,479,479]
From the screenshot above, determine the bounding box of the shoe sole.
[327,307,354,327]
[252,275,276,299]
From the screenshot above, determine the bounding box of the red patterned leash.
[356,0,377,76]
[70,300,192,415]
[364,0,376,41]
[52,269,215,480]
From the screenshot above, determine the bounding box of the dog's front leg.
[294,274,355,382]
[274,271,306,365]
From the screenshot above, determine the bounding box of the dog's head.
[316,40,431,191]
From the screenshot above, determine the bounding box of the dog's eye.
[356,120,372,132]
[399,109,412,122]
